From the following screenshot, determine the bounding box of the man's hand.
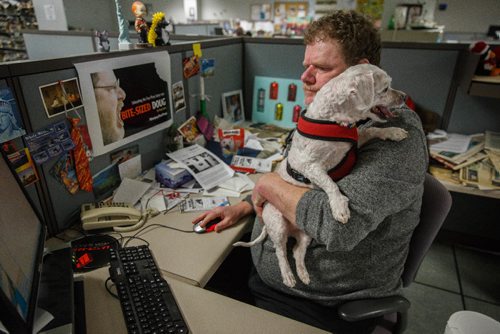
[191,200,253,233]
[251,188,266,219]
[252,172,309,224]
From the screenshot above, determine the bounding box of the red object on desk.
[230,165,256,174]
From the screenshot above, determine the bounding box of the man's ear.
[350,71,375,111]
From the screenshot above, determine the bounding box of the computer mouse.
[193,217,222,234]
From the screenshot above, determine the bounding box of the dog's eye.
[382,87,389,93]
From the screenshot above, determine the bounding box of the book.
[485,131,500,153]
[430,134,484,165]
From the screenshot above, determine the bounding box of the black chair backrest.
[402,174,452,286]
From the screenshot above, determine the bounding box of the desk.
[77,187,328,333]
[82,267,327,334]
[122,195,254,287]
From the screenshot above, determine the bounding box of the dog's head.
[307,64,406,124]
[220,137,235,152]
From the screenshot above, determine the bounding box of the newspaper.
[430,134,484,165]
[167,144,234,190]
[486,150,500,173]
[180,196,229,212]
[485,131,500,153]
[459,160,500,190]
[230,155,272,173]
[429,133,474,154]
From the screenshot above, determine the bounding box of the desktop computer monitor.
[0,151,46,333]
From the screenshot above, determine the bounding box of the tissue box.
[155,159,193,188]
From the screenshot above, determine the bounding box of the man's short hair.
[304,10,381,66]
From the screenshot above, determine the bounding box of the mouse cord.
[104,277,119,299]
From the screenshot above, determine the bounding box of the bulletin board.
[274,2,308,19]
[252,76,305,129]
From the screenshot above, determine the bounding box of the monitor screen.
[0,151,46,333]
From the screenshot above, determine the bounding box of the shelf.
[468,77,500,98]
[472,75,500,84]
[437,179,500,199]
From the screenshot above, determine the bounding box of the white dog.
[234,64,408,287]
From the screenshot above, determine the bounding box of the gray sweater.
[251,108,428,306]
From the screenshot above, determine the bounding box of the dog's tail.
[233,226,267,247]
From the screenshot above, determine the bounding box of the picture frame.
[38,78,83,118]
[221,90,244,124]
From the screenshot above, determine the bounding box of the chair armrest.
[337,296,410,322]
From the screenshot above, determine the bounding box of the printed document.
[167,144,234,190]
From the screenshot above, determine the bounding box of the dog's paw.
[330,196,350,224]
[297,268,310,285]
[385,127,408,141]
[282,272,296,288]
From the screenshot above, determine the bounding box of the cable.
[104,277,118,299]
[113,208,160,233]
[121,236,150,248]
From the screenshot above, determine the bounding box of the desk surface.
[78,175,327,333]
[121,194,253,287]
[82,267,327,334]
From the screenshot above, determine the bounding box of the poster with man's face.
[75,52,173,156]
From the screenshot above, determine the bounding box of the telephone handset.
[81,202,142,231]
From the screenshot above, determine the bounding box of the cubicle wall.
[2,36,499,237]
[242,39,480,132]
[3,38,243,234]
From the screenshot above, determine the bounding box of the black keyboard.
[109,245,189,334]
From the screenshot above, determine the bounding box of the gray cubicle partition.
[3,35,500,239]
[243,38,470,131]
[4,37,243,235]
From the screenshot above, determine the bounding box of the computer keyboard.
[109,245,189,334]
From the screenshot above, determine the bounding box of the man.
[91,71,127,146]
[193,10,428,333]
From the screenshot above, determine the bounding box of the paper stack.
[429,131,500,190]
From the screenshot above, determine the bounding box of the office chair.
[337,174,453,334]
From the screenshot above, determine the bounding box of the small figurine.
[114,0,132,49]
[148,12,170,47]
[132,1,149,45]
[95,30,110,52]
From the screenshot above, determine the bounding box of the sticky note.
[192,43,202,57]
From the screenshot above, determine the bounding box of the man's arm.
[252,172,309,224]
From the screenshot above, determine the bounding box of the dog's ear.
[349,71,375,111]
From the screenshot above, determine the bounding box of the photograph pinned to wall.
[201,58,215,77]
[50,152,79,194]
[7,148,38,187]
[0,80,26,143]
[39,78,83,118]
[110,144,139,164]
[92,162,121,200]
[177,116,201,143]
[75,51,173,156]
[172,81,186,113]
[24,120,75,164]
[1,140,17,155]
[222,90,244,125]
[183,55,200,79]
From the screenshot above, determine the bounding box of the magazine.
[167,144,234,190]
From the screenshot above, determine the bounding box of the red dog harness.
[286,111,358,184]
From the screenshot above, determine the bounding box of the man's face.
[93,71,126,145]
[300,38,349,105]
